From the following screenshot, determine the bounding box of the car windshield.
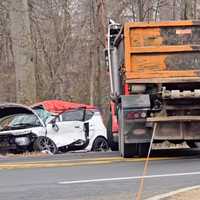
[0,113,41,131]
[33,108,52,123]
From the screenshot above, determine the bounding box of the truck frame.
[106,20,200,157]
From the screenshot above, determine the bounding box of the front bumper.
[0,133,36,151]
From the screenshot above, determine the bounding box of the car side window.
[62,110,84,121]
[85,110,94,121]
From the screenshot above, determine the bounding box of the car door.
[85,110,107,139]
[84,110,95,137]
[46,109,85,148]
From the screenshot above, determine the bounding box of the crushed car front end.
[0,103,46,153]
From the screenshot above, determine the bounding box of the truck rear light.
[126,112,139,120]
[126,111,147,120]
[141,112,147,118]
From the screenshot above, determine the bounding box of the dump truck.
[106,20,200,157]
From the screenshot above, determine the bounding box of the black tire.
[138,143,150,157]
[110,139,119,151]
[122,144,138,158]
[92,137,109,152]
[122,143,150,158]
[195,142,200,148]
[106,113,119,151]
[187,141,198,149]
[33,136,58,154]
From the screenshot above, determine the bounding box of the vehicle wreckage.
[0,100,108,154]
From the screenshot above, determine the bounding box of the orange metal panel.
[124,21,132,74]
[125,20,194,28]
[124,20,200,82]
[130,54,167,71]
[131,45,195,53]
[130,27,162,47]
[126,70,200,79]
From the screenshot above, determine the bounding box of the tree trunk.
[194,0,197,19]
[138,0,144,21]
[89,0,95,105]
[9,0,36,105]
[181,0,193,20]
[173,0,176,20]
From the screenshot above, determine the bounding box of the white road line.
[58,171,200,185]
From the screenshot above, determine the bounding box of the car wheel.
[33,136,58,154]
[92,137,109,152]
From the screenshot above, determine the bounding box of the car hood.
[0,103,35,118]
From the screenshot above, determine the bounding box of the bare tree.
[9,0,36,104]
[181,0,193,20]
[1,0,200,117]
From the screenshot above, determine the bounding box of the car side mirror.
[51,118,59,132]
[51,118,56,125]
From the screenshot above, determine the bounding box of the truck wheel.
[33,136,58,154]
[138,143,150,157]
[187,141,198,148]
[122,144,138,158]
[106,113,118,151]
[121,143,150,158]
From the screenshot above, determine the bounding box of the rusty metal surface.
[152,122,200,140]
[147,116,200,122]
[148,121,200,140]
[124,20,200,82]
[126,77,200,84]
[154,122,183,140]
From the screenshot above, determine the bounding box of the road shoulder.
[146,185,200,200]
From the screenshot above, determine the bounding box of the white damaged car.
[0,103,109,154]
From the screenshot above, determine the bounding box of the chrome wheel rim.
[39,137,57,154]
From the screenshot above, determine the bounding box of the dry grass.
[0,142,190,158]
[163,188,200,200]
[0,151,49,158]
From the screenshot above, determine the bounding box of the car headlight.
[15,137,30,146]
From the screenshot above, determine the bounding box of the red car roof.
[32,100,96,114]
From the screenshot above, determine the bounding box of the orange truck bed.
[124,20,200,83]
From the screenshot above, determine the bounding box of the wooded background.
[0,0,199,118]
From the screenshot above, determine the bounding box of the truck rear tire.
[122,144,138,158]
[138,143,150,157]
[187,141,196,148]
[121,143,150,158]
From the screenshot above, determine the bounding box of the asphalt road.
[0,149,200,200]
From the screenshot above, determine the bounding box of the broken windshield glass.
[33,108,52,123]
[0,114,42,131]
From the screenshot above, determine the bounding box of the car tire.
[92,137,109,152]
[33,136,58,154]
